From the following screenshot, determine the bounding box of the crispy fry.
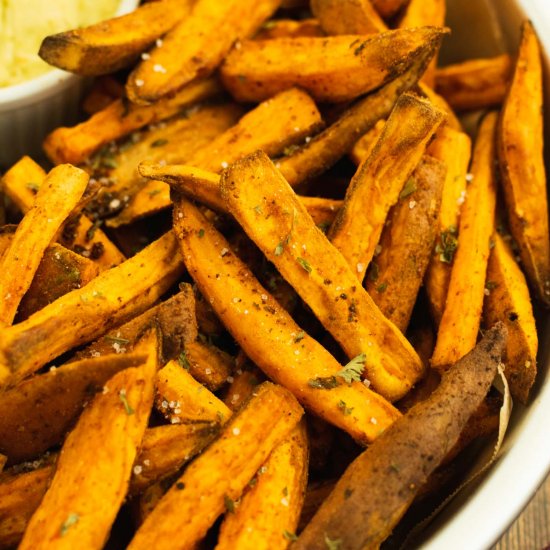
[254,18,324,40]
[311,0,387,35]
[39,0,192,76]
[328,93,445,283]
[126,0,281,104]
[43,78,221,165]
[371,0,410,19]
[435,54,513,112]
[183,340,234,392]
[18,331,158,550]
[365,156,445,332]
[498,21,550,304]
[173,196,401,443]
[0,231,184,384]
[484,234,538,403]
[349,119,386,166]
[0,165,89,327]
[1,156,125,269]
[294,325,506,550]
[418,81,462,130]
[431,112,498,370]
[128,382,303,550]
[297,196,342,227]
[221,27,446,103]
[424,126,471,324]
[216,421,308,550]
[82,76,125,115]
[224,368,263,411]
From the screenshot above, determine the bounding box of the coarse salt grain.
[133,465,143,475]
[233,427,241,436]
[356,262,365,273]
[135,79,144,87]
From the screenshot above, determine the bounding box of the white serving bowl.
[0,0,139,169]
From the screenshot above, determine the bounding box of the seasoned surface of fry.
[295,325,506,550]
[498,21,550,305]
[128,382,304,550]
[253,18,324,40]
[126,0,281,104]
[371,0,410,19]
[311,0,387,35]
[221,27,446,103]
[39,0,192,76]
[432,112,498,369]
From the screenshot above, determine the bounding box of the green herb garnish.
[324,534,342,550]
[60,513,79,537]
[296,257,312,273]
[337,353,366,384]
[436,227,458,264]
[151,138,168,147]
[119,390,134,415]
[399,178,417,200]
[283,530,298,542]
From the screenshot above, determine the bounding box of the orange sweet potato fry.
[311,0,387,35]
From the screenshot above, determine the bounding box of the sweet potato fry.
[418,81,462,130]
[126,0,281,104]
[224,368,263,411]
[43,78,221,164]
[127,382,303,550]
[82,76,125,115]
[424,126,471,324]
[311,0,387,35]
[0,231,184,384]
[173,197,401,443]
[431,112,498,370]
[365,156,445,332]
[371,0,410,19]
[484,234,538,403]
[498,21,550,305]
[183,340,234,392]
[253,18,324,40]
[0,164,89,327]
[1,156,125,269]
[436,54,513,112]
[39,0,191,76]
[221,27,446,103]
[216,421,308,550]
[349,119,386,166]
[18,331,158,550]
[294,324,506,550]
[328,93,445,283]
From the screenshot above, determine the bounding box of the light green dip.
[0,0,119,87]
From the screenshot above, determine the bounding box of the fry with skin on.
[484,233,538,403]
[435,54,513,112]
[294,325,507,550]
[39,0,192,76]
[424,126,471,324]
[328,93,445,283]
[498,21,550,305]
[216,421,309,550]
[173,197,401,443]
[0,164,89,327]
[221,27,446,103]
[310,0,387,35]
[128,382,304,550]
[43,78,221,165]
[221,151,423,402]
[18,330,158,550]
[431,112,498,370]
[126,0,281,104]
[0,231,184,385]
[365,156,445,332]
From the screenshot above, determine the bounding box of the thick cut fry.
[128,383,303,550]
[0,231,184,384]
[224,368,263,411]
[1,156,125,269]
[311,0,387,35]
[329,93,445,283]
[498,21,550,304]
[43,78,221,165]
[82,76,125,115]
[365,156,445,332]
[222,151,423,401]
[0,353,145,464]
[484,234,538,403]
[297,196,342,227]
[173,197,401,443]
[0,165,89,327]
[126,0,281,104]
[398,0,445,87]
[371,0,410,19]
[216,421,308,550]
[425,126,471,324]
[418,81,462,130]
[431,112,498,370]
[349,119,386,166]
[435,54,513,112]
[19,332,158,550]
[294,325,506,550]
[39,0,192,76]
[254,18,324,40]
[183,340,234,391]
[221,27,446,103]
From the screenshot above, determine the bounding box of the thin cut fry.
[311,0,387,35]
[329,93,445,283]
[39,0,191,76]
[173,196,401,443]
[216,421,309,550]
[0,164,89,327]
[221,27,446,103]
[126,0,281,104]
[498,21,550,304]
[431,112,498,370]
